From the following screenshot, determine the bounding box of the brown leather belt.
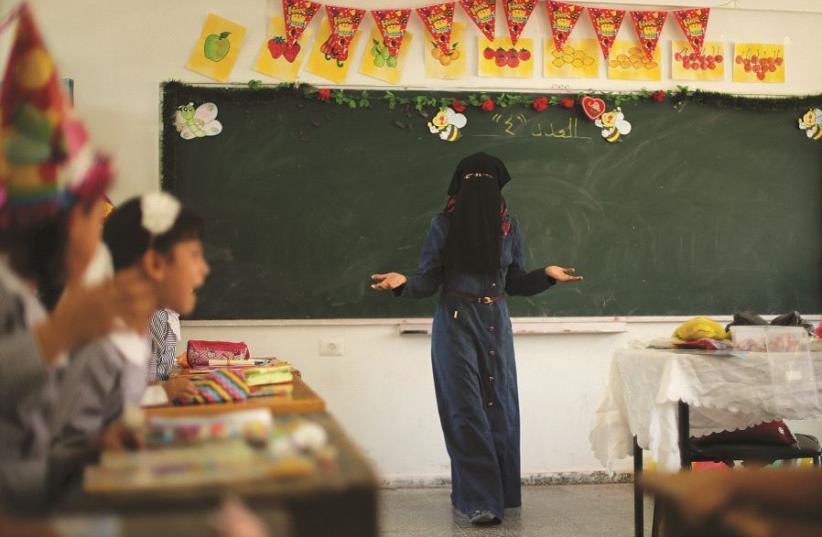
[446,290,505,304]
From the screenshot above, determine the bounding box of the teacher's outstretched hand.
[545,266,584,282]
[370,272,407,290]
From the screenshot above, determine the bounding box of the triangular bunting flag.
[674,8,710,55]
[282,0,321,47]
[630,11,667,61]
[547,1,584,52]
[371,9,411,58]
[588,7,625,60]
[503,0,537,47]
[0,4,112,229]
[320,6,366,63]
[416,3,457,56]
[459,0,496,42]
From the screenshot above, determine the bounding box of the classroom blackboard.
[161,82,822,319]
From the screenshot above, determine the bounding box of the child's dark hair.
[103,196,204,271]
[0,195,103,309]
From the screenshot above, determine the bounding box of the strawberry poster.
[588,7,625,60]
[674,8,710,55]
[630,11,666,61]
[416,3,457,57]
[503,0,537,47]
[546,1,584,53]
[254,16,314,81]
[283,0,320,48]
[371,9,411,59]
[460,0,496,42]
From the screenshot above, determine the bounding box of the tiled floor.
[380,483,652,537]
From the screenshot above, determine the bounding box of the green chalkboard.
[161,83,822,319]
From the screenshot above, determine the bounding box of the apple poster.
[187,13,247,82]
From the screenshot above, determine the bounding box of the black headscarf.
[443,153,512,276]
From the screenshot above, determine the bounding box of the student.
[149,307,182,382]
[0,5,155,511]
[50,193,209,494]
[371,152,583,525]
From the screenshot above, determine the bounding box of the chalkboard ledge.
[182,314,820,331]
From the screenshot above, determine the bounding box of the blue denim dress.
[399,213,554,519]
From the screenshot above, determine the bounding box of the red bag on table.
[186,340,250,369]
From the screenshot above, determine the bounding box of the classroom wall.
[4,0,821,483]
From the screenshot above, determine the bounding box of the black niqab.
[443,153,512,277]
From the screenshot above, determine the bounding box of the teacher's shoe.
[469,510,501,525]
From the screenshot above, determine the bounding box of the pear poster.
[187,13,247,82]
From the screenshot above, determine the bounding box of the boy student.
[50,192,209,494]
[0,5,156,512]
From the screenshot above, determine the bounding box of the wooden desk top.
[143,376,325,418]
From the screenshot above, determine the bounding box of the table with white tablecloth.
[590,349,822,472]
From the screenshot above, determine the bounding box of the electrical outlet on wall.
[319,338,344,356]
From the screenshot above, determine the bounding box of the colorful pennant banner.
[588,7,625,60]
[371,9,411,58]
[630,10,666,61]
[460,0,497,42]
[320,6,366,63]
[674,8,710,55]
[417,2,457,56]
[503,0,537,47]
[283,0,321,47]
[546,1,584,52]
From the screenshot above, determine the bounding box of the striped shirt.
[149,309,179,382]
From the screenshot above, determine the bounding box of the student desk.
[62,412,378,537]
[590,348,822,537]
[143,375,326,417]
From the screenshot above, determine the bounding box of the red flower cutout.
[560,98,576,109]
[532,96,549,112]
[318,89,332,102]
[451,98,466,113]
[652,90,666,103]
[481,98,495,112]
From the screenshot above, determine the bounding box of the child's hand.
[213,496,269,537]
[36,273,156,363]
[162,377,197,402]
[544,266,584,282]
[99,420,145,451]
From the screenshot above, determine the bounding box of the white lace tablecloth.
[590,349,822,471]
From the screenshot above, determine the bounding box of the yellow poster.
[358,28,413,85]
[607,40,661,81]
[544,39,599,79]
[305,18,363,84]
[478,37,534,79]
[671,40,725,82]
[732,43,785,83]
[254,16,313,82]
[186,14,247,82]
[423,23,466,80]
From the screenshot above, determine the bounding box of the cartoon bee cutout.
[174,102,223,140]
[595,107,632,143]
[428,107,468,142]
[798,108,822,140]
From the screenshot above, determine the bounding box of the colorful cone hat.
[0,3,112,229]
